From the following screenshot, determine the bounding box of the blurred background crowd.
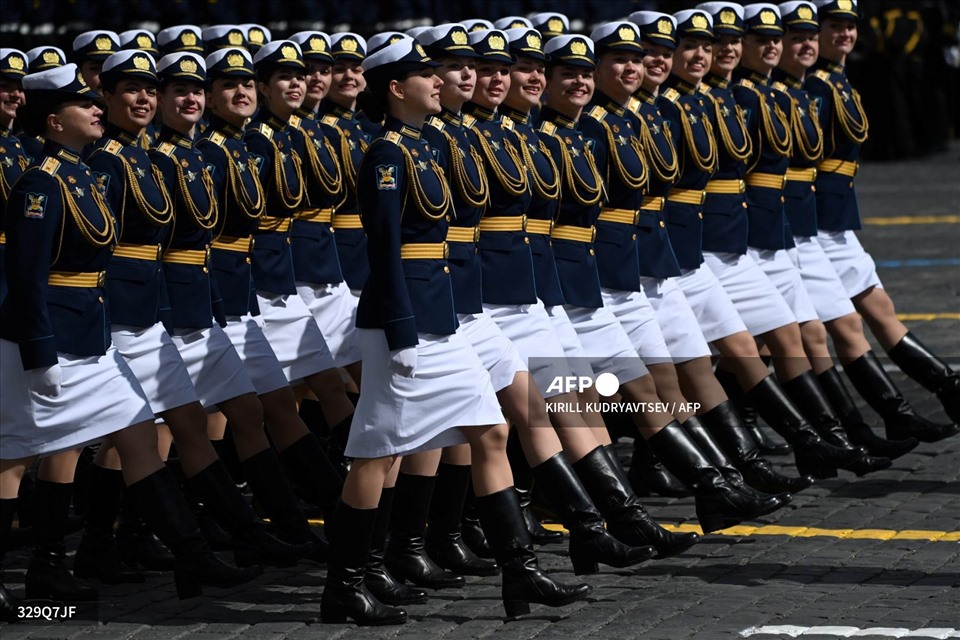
[2,0,958,160]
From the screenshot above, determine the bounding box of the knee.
[801,321,828,348]
[474,423,510,455]
[624,374,660,402]
[721,331,760,358]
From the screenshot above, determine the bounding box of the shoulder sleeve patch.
[375,164,398,190]
[24,191,49,219]
[93,172,111,194]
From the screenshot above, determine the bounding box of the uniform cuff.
[382,317,418,351]
[19,336,58,371]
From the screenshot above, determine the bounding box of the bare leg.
[853,286,909,350]
[460,424,512,496]
[824,313,872,364]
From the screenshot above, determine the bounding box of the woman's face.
[544,64,594,114]
[506,57,546,111]
[394,68,443,116]
[104,79,157,132]
[303,59,332,105]
[473,62,510,108]
[641,44,674,89]
[742,33,783,71]
[782,30,819,70]
[52,99,104,144]
[0,78,24,125]
[328,61,363,106]
[208,77,257,125]
[595,50,644,102]
[159,80,205,133]
[259,68,306,116]
[673,37,713,83]
[712,35,743,75]
[820,18,857,60]
[436,56,476,106]
[80,60,103,92]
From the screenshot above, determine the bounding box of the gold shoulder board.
[538,121,557,136]
[661,88,681,103]
[813,69,831,82]
[321,115,339,127]
[626,97,642,114]
[156,142,176,156]
[103,140,124,155]
[771,81,787,92]
[461,114,477,129]
[700,84,712,94]
[588,105,606,121]
[427,116,444,131]
[257,123,274,140]
[209,132,226,147]
[288,115,302,129]
[737,78,754,89]
[500,118,514,131]
[39,157,61,176]
[383,131,403,146]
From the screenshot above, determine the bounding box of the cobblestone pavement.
[2,146,959,639]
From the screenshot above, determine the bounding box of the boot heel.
[175,574,203,600]
[797,462,838,480]
[320,607,348,623]
[504,599,530,617]
[698,513,741,535]
[570,555,599,576]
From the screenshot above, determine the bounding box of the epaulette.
[736,78,754,89]
[661,88,681,103]
[101,140,124,156]
[538,121,557,136]
[700,84,712,94]
[587,105,607,121]
[500,118,514,131]
[383,131,403,146]
[461,113,477,129]
[155,142,177,157]
[626,97,642,114]
[771,81,788,92]
[39,157,60,176]
[256,122,274,140]
[321,115,339,127]
[207,132,226,147]
[427,116,444,131]
[812,70,831,82]
[289,115,302,129]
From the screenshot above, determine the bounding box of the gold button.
[245,257,251,264]
[698,212,703,219]
[780,196,785,203]
[659,220,665,228]
[203,267,209,273]
[287,237,292,244]
[98,296,104,303]
[589,249,595,256]
[811,186,816,192]
[632,234,637,241]
[443,266,450,273]
[523,237,530,244]
[849,181,854,188]
[330,227,335,233]
[742,202,748,208]
[445,215,451,222]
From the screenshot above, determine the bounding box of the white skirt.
[222,314,291,396]
[1,339,153,458]
[170,324,258,409]
[255,291,336,384]
[600,288,673,365]
[639,277,712,363]
[704,251,798,336]
[747,248,819,324]
[793,235,858,322]
[815,229,883,298]
[562,305,650,384]
[483,301,580,398]
[296,280,362,367]
[345,329,505,459]
[674,265,749,343]
[458,312,527,392]
[112,323,200,414]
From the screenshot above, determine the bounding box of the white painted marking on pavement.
[740,626,960,638]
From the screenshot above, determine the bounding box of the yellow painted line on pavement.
[897,313,960,322]
[865,215,959,225]
[531,521,959,542]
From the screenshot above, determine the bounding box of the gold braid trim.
[173,162,218,230]
[442,130,488,208]
[600,120,647,191]
[397,145,452,222]
[829,85,869,144]
[269,142,304,211]
[705,92,752,161]
[514,131,560,200]
[471,128,528,197]
[789,96,824,162]
[676,104,718,173]
[557,138,603,206]
[302,131,345,200]
[225,146,265,219]
[56,175,115,247]
[753,87,793,158]
[121,157,174,225]
[639,118,679,183]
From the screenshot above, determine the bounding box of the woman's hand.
[388,347,418,377]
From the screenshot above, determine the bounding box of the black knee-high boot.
[364,487,428,606]
[626,435,691,498]
[845,351,959,443]
[887,332,960,425]
[699,402,815,493]
[508,429,563,544]
[1,498,23,622]
[384,473,464,589]
[531,451,657,573]
[124,468,263,599]
[187,460,314,567]
[476,487,592,618]
[425,463,498,576]
[25,480,98,602]
[714,366,791,455]
[571,447,700,558]
[646,422,784,534]
[279,434,345,519]
[240,447,327,562]
[73,465,143,584]
[460,481,494,559]
[817,367,919,459]
[746,374,868,477]
[116,487,176,571]
[782,372,892,478]
[320,502,407,626]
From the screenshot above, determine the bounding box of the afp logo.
[545,372,621,396]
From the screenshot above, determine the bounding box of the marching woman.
[319,33,371,296]
[582,20,809,496]
[0,63,259,606]
[1,49,29,304]
[806,0,959,434]
[196,47,340,554]
[770,0,922,457]
[627,10,860,480]
[319,38,591,625]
